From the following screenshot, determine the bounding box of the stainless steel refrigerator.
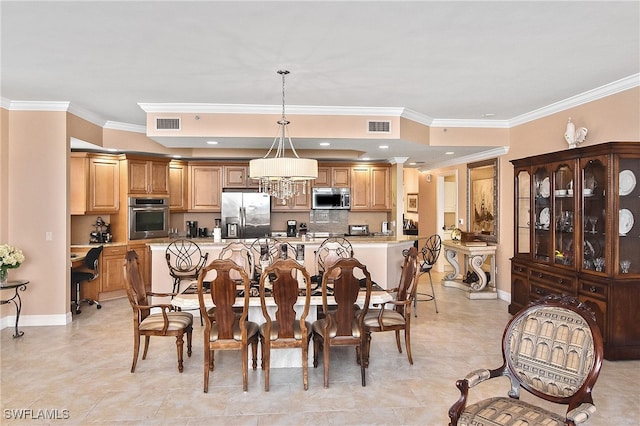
[221,191,271,239]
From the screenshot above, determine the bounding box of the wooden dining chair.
[123,250,193,373]
[312,257,372,387]
[258,258,312,391]
[363,246,419,365]
[197,258,260,392]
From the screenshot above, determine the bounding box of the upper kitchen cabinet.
[315,166,351,188]
[510,142,640,360]
[271,182,312,211]
[169,160,188,211]
[350,165,391,211]
[189,163,222,211]
[125,156,170,196]
[223,164,258,188]
[70,152,120,214]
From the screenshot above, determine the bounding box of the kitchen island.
[148,235,417,296]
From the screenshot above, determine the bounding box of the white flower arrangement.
[0,244,25,271]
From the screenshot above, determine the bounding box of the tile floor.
[1,272,639,425]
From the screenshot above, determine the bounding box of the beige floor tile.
[1,272,638,425]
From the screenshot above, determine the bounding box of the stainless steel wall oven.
[128,197,169,240]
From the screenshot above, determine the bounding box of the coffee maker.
[287,220,297,237]
[186,221,198,238]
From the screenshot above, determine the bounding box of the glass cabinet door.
[515,169,531,256]
[617,156,639,275]
[581,157,607,273]
[533,166,551,262]
[553,162,575,267]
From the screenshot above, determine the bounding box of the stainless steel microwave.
[312,187,351,210]
[128,197,170,240]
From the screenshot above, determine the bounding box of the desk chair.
[71,245,103,314]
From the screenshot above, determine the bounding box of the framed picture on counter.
[407,193,418,213]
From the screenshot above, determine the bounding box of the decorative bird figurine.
[564,117,588,149]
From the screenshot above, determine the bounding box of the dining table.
[170,280,393,368]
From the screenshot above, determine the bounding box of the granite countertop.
[147,234,417,246]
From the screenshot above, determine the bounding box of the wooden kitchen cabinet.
[350,165,390,211]
[510,142,640,360]
[271,183,312,211]
[169,160,188,211]
[189,163,222,211]
[126,157,170,195]
[100,245,127,293]
[223,164,258,188]
[70,152,120,214]
[315,166,351,188]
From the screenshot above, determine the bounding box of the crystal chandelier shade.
[249,70,317,200]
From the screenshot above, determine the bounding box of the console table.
[442,240,497,300]
[1,279,29,337]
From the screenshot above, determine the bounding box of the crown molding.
[4,100,70,111]
[508,73,640,127]
[6,73,639,134]
[104,121,146,133]
[420,146,509,172]
[138,102,408,117]
[430,118,511,129]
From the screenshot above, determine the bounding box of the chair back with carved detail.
[448,295,604,426]
[218,242,254,281]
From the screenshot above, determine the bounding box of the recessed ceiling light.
[362,157,370,161]
[445,151,455,155]
[408,162,417,166]
[482,113,496,118]
[379,145,389,149]
[319,142,330,146]
[172,155,182,159]
[207,141,218,145]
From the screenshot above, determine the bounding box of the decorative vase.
[0,268,8,286]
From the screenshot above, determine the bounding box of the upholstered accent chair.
[259,258,312,391]
[196,258,259,392]
[312,257,372,387]
[123,250,193,373]
[448,294,604,426]
[363,246,419,365]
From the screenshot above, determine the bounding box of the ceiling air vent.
[367,120,391,133]
[156,118,181,130]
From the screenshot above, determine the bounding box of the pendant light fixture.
[249,70,318,200]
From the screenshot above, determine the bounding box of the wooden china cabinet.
[510,142,640,360]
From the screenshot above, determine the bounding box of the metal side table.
[1,279,29,337]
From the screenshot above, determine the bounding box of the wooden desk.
[442,240,497,300]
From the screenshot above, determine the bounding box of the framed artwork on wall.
[407,193,418,213]
[467,158,499,243]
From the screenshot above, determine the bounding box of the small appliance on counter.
[287,220,297,237]
[186,221,198,238]
[198,227,208,238]
[346,224,370,236]
[90,217,112,243]
[298,222,308,237]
